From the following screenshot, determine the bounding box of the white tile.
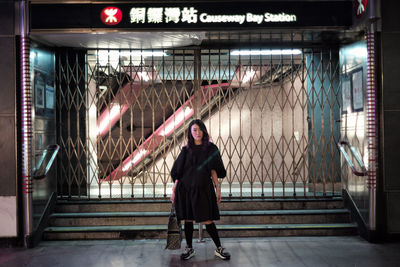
[0,196,17,237]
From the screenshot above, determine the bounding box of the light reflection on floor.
[2,237,400,267]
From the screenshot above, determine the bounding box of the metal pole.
[19,0,33,247]
[366,24,378,231]
[197,223,205,243]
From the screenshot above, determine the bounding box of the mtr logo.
[101,7,123,25]
[354,0,367,18]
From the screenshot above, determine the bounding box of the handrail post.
[337,140,367,176]
[197,223,205,243]
[33,144,60,180]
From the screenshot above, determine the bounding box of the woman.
[170,119,230,261]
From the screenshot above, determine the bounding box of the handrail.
[337,140,367,176]
[293,144,308,176]
[33,144,60,180]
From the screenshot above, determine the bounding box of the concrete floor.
[1,236,400,267]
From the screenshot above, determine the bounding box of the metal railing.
[33,144,60,180]
[337,140,367,176]
[292,144,308,177]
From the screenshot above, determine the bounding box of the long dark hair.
[186,119,210,151]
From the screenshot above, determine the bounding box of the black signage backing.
[30,1,352,31]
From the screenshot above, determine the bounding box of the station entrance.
[25,1,382,243]
[49,31,361,200]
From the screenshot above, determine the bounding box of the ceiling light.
[230,49,302,56]
[119,50,168,58]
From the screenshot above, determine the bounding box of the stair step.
[217,223,357,230]
[43,198,357,241]
[44,223,357,232]
[48,209,351,226]
[51,211,170,217]
[43,223,357,240]
[51,209,349,218]
[55,197,345,213]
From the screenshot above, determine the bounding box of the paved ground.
[1,236,400,267]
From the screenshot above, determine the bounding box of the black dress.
[171,143,226,223]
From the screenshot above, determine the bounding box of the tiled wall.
[0,196,17,237]
[0,1,17,237]
[381,1,400,234]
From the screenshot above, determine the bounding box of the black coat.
[171,143,226,222]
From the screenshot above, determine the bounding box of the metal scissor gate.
[56,31,352,199]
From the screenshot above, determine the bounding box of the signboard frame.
[30,1,352,31]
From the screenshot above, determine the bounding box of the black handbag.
[165,204,182,250]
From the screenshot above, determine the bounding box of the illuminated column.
[366,25,378,231]
[20,0,33,247]
[193,49,202,119]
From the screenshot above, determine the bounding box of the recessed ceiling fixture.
[119,50,168,57]
[230,49,302,56]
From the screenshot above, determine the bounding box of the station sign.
[30,1,352,31]
[126,6,297,25]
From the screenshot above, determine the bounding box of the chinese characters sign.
[30,2,352,30]
[128,7,296,25]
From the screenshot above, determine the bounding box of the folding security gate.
[56,33,345,199]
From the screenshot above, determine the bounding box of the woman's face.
[191,124,203,144]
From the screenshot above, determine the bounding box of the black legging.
[205,222,221,248]
[184,221,194,248]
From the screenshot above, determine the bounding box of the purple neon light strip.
[21,36,33,194]
[366,32,378,188]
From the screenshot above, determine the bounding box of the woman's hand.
[216,189,221,203]
[211,170,221,203]
[171,180,178,203]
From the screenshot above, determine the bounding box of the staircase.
[42,198,357,240]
